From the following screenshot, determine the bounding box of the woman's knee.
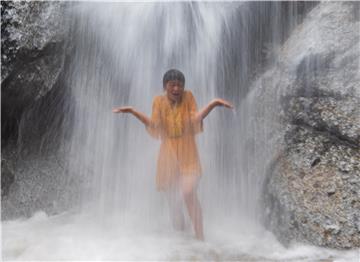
[180,175,199,199]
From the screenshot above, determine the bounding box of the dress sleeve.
[188,91,203,135]
[146,96,161,139]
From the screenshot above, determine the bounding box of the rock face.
[1,1,69,142]
[259,2,360,249]
[1,1,75,219]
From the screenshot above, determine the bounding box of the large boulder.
[1,1,69,142]
[256,2,360,249]
[1,1,75,219]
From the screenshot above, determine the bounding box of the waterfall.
[66,2,242,224]
[6,2,358,261]
[65,1,310,226]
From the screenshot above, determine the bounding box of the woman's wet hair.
[163,69,185,88]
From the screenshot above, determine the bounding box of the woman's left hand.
[213,98,234,109]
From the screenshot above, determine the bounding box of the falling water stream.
[2,2,359,261]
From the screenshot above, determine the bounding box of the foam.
[2,211,359,261]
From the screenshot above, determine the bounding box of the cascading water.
[66,2,252,226]
[2,2,359,261]
[65,1,281,233]
[66,0,290,225]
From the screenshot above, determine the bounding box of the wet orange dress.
[146,90,203,191]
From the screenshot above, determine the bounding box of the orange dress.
[146,90,203,191]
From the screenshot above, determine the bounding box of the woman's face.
[164,80,184,103]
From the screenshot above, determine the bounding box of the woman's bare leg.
[180,175,204,240]
[166,180,186,231]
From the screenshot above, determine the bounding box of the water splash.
[66,2,243,222]
[62,0,314,232]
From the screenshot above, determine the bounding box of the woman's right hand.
[112,106,134,113]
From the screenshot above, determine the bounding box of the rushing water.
[2,211,359,261]
[64,2,256,226]
[2,2,359,261]
[63,0,278,227]
[66,2,238,221]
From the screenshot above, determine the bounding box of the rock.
[324,224,340,235]
[1,1,68,81]
[265,126,360,248]
[1,154,82,220]
[258,2,360,249]
[1,159,15,198]
[1,1,69,143]
[1,1,76,220]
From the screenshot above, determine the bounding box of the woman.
[113,69,233,240]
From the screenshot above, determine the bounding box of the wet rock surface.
[1,158,15,198]
[1,1,75,219]
[265,127,360,248]
[1,153,81,221]
[260,2,360,249]
[1,1,69,141]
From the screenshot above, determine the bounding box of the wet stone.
[261,1,360,249]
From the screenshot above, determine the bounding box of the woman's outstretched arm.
[195,98,233,122]
[112,106,151,127]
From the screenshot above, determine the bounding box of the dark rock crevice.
[1,1,69,143]
[2,40,66,143]
[287,118,359,150]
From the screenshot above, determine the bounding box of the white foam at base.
[2,211,359,261]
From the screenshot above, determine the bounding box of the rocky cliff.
[1,1,77,220]
[259,2,360,249]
